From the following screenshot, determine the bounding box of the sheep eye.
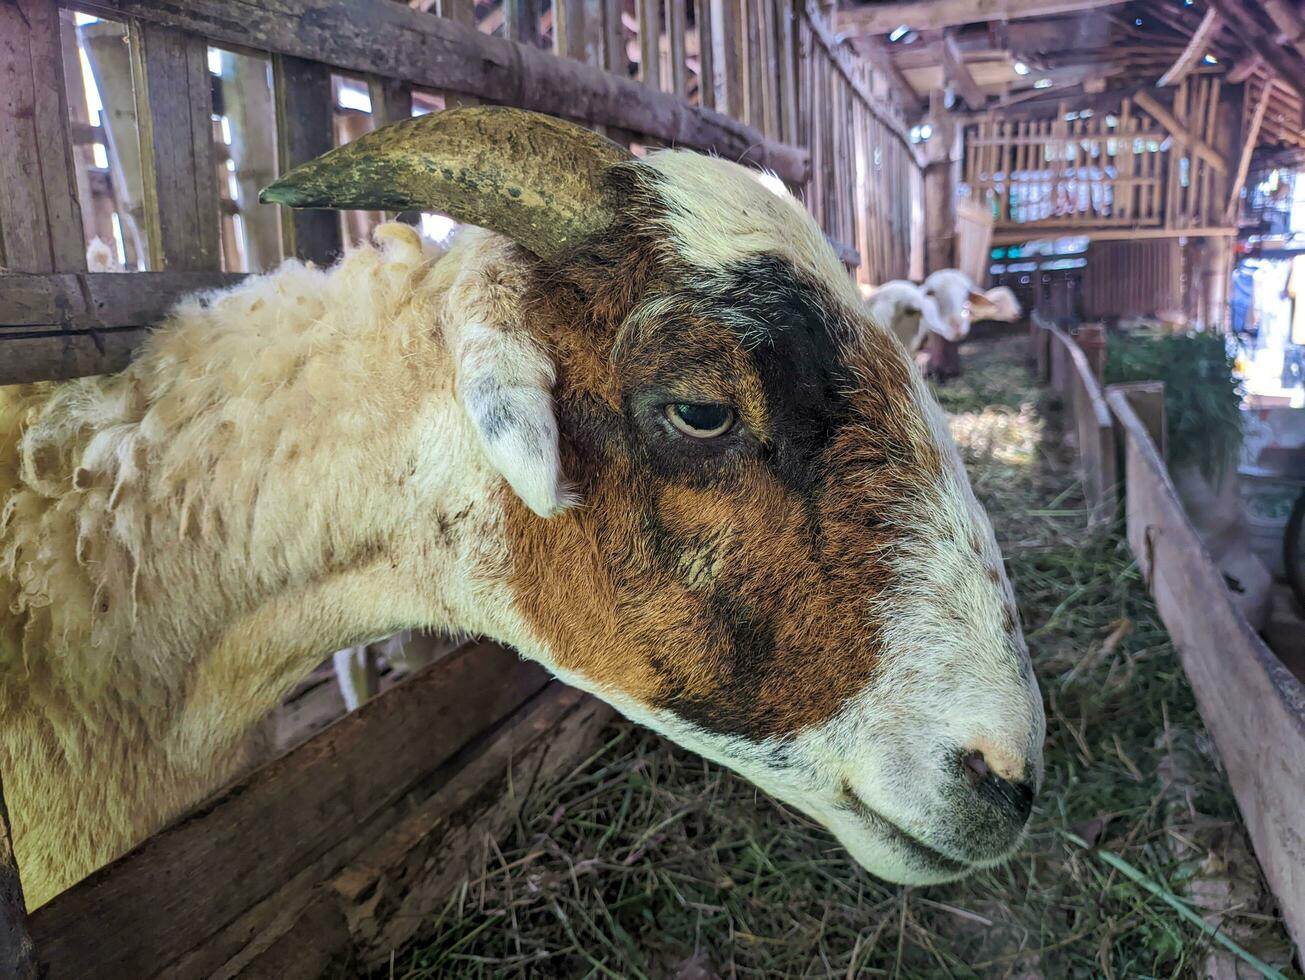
[905,306,920,316]
[665,403,735,438]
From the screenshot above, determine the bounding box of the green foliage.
[1103,330,1244,479]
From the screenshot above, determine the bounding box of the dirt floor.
[382,335,1300,979]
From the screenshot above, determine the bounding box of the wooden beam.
[942,30,984,110]
[1107,387,1305,956]
[1224,80,1274,224]
[835,0,1127,37]
[1263,0,1305,59]
[991,224,1236,245]
[1207,0,1305,106]
[803,1,923,164]
[850,37,923,115]
[128,21,221,270]
[76,0,809,184]
[1227,53,1263,84]
[1157,7,1221,87]
[0,773,39,980]
[1133,89,1227,174]
[0,271,243,384]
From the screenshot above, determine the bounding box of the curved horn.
[259,106,633,259]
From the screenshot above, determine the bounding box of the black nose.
[961,750,1034,824]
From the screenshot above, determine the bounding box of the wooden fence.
[966,77,1234,244]
[1032,314,1118,524]
[1108,388,1305,956]
[0,0,924,388]
[1032,318,1305,953]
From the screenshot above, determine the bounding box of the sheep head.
[263,108,1045,885]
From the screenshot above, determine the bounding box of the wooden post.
[273,55,343,266]
[1,774,39,980]
[0,0,87,273]
[1110,381,1167,461]
[637,0,661,91]
[1074,322,1107,382]
[222,51,284,270]
[129,21,221,270]
[922,90,963,378]
[81,19,150,269]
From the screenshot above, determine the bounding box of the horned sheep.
[1,107,1045,910]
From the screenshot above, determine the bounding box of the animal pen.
[0,0,925,974]
[4,0,1305,974]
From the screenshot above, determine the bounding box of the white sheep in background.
[922,268,1024,343]
[2,107,1043,908]
[862,280,949,353]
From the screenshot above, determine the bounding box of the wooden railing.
[0,0,924,387]
[966,77,1234,243]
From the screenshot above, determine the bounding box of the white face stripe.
[640,151,865,312]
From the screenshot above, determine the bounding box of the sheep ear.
[968,287,1022,321]
[259,106,632,261]
[456,322,578,519]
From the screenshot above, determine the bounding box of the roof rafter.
[1157,6,1221,86]
[835,0,1128,37]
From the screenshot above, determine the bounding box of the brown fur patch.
[502,217,945,740]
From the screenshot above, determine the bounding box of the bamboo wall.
[1,0,925,388]
[964,77,1231,240]
[1082,239,1183,319]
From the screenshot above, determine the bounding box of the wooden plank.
[695,0,716,110]
[1207,0,1305,106]
[505,0,543,47]
[221,51,284,270]
[436,0,475,27]
[718,0,745,120]
[174,685,611,977]
[0,773,38,980]
[553,0,583,60]
[856,36,923,116]
[329,687,611,968]
[835,0,1126,35]
[1106,387,1305,956]
[776,0,799,143]
[1157,7,1221,88]
[80,19,150,269]
[1046,321,1116,523]
[272,55,344,265]
[1224,80,1273,225]
[83,0,809,183]
[744,0,763,128]
[603,0,627,73]
[637,0,661,90]
[28,642,553,978]
[128,21,220,270]
[990,225,1236,245]
[0,0,87,273]
[802,1,922,165]
[668,0,688,98]
[941,31,983,110]
[0,271,244,384]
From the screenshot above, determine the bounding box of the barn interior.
[2,0,1305,975]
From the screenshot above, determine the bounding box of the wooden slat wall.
[1082,239,1182,319]
[797,1,921,285]
[967,77,1234,241]
[1,0,924,385]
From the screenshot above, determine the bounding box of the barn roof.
[834,0,1305,162]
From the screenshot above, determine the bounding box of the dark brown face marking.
[502,199,946,742]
